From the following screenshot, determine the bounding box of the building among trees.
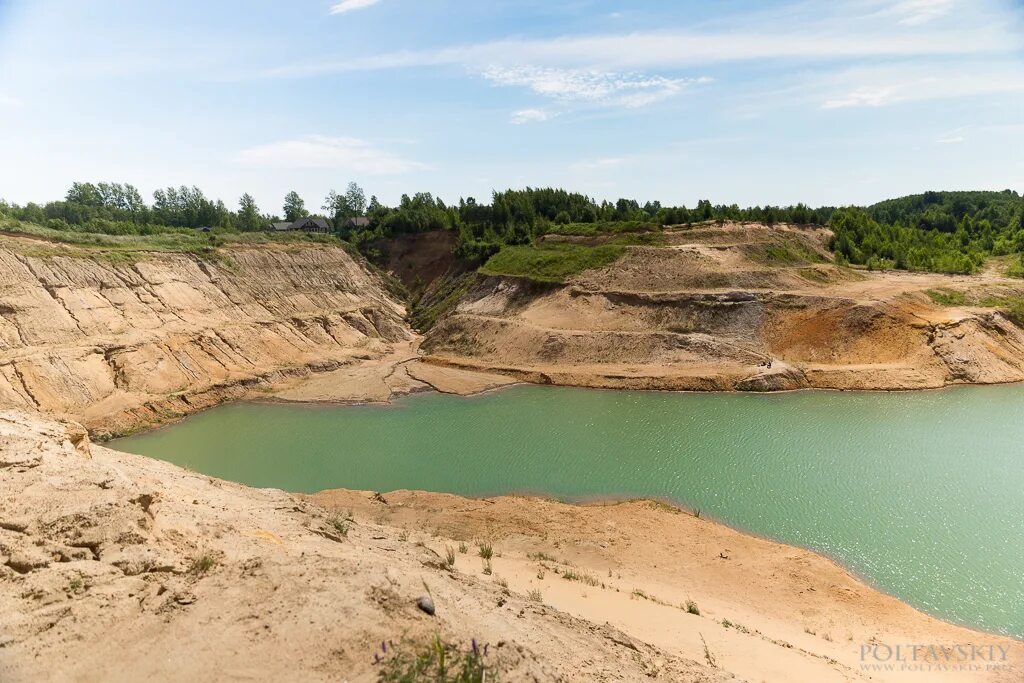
[267,217,332,233]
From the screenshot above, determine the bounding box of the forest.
[1,182,1022,276]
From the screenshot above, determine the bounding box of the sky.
[0,0,1022,214]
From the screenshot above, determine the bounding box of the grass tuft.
[190,553,218,575]
[375,635,494,683]
[925,288,967,306]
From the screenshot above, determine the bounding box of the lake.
[112,384,1024,637]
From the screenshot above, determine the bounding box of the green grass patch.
[980,295,1024,326]
[925,288,968,306]
[409,272,476,332]
[543,220,659,237]
[480,242,626,283]
[756,240,825,266]
[926,289,1024,326]
[0,218,343,264]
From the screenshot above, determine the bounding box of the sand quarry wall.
[0,243,411,435]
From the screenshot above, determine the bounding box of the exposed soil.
[0,236,413,438]
[366,229,461,296]
[421,223,1024,392]
[3,231,1024,682]
[1,411,1018,682]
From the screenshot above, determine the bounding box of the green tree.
[323,182,368,234]
[283,191,308,222]
[236,193,262,231]
[344,182,367,217]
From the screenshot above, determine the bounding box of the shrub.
[190,553,217,575]
[375,635,494,683]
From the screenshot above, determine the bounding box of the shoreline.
[309,486,1024,682]
[4,403,1022,682]
[107,380,1024,643]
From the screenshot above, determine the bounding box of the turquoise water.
[112,384,1024,637]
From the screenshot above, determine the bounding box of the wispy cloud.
[935,124,970,144]
[234,135,426,174]
[569,157,629,172]
[509,108,554,124]
[263,14,1015,80]
[887,0,956,25]
[0,96,23,107]
[482,66,707,109]
[823,86,898,109]
[329,0,381,15]
[821,62,1024,110]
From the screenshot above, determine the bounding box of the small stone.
[416,595,435,616]
[175,593,196,605]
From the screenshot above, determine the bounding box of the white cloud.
[570,157,628,172]
[509,108,554,124]
[329,0,381,15]
[936,135,964,144]
[821,62,1024,110]
[0,96,23,107]
[482,66,706,109]
[888,0,956,25]
[234,135,426,174]
[263,9,1015,81]
[823,86,898,109]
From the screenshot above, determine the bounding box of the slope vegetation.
[422,222,1024,391]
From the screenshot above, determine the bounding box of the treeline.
[2,181,1022,275]
[1,182,239,235]
[831,190,1024,274]
[0,182,340,235]
[344,187,834,261]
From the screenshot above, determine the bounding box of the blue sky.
[0,0,1022,214]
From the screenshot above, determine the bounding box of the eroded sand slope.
[0,237,412,436]
[422,223,1024,391]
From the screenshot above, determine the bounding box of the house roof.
[271,222,292,231]
[346,216,371,227]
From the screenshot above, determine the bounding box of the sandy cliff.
[0,236,412,436]
[421,223,1024,391]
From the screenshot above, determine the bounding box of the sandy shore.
[270,342,519,403]
[311,489,1022,683]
